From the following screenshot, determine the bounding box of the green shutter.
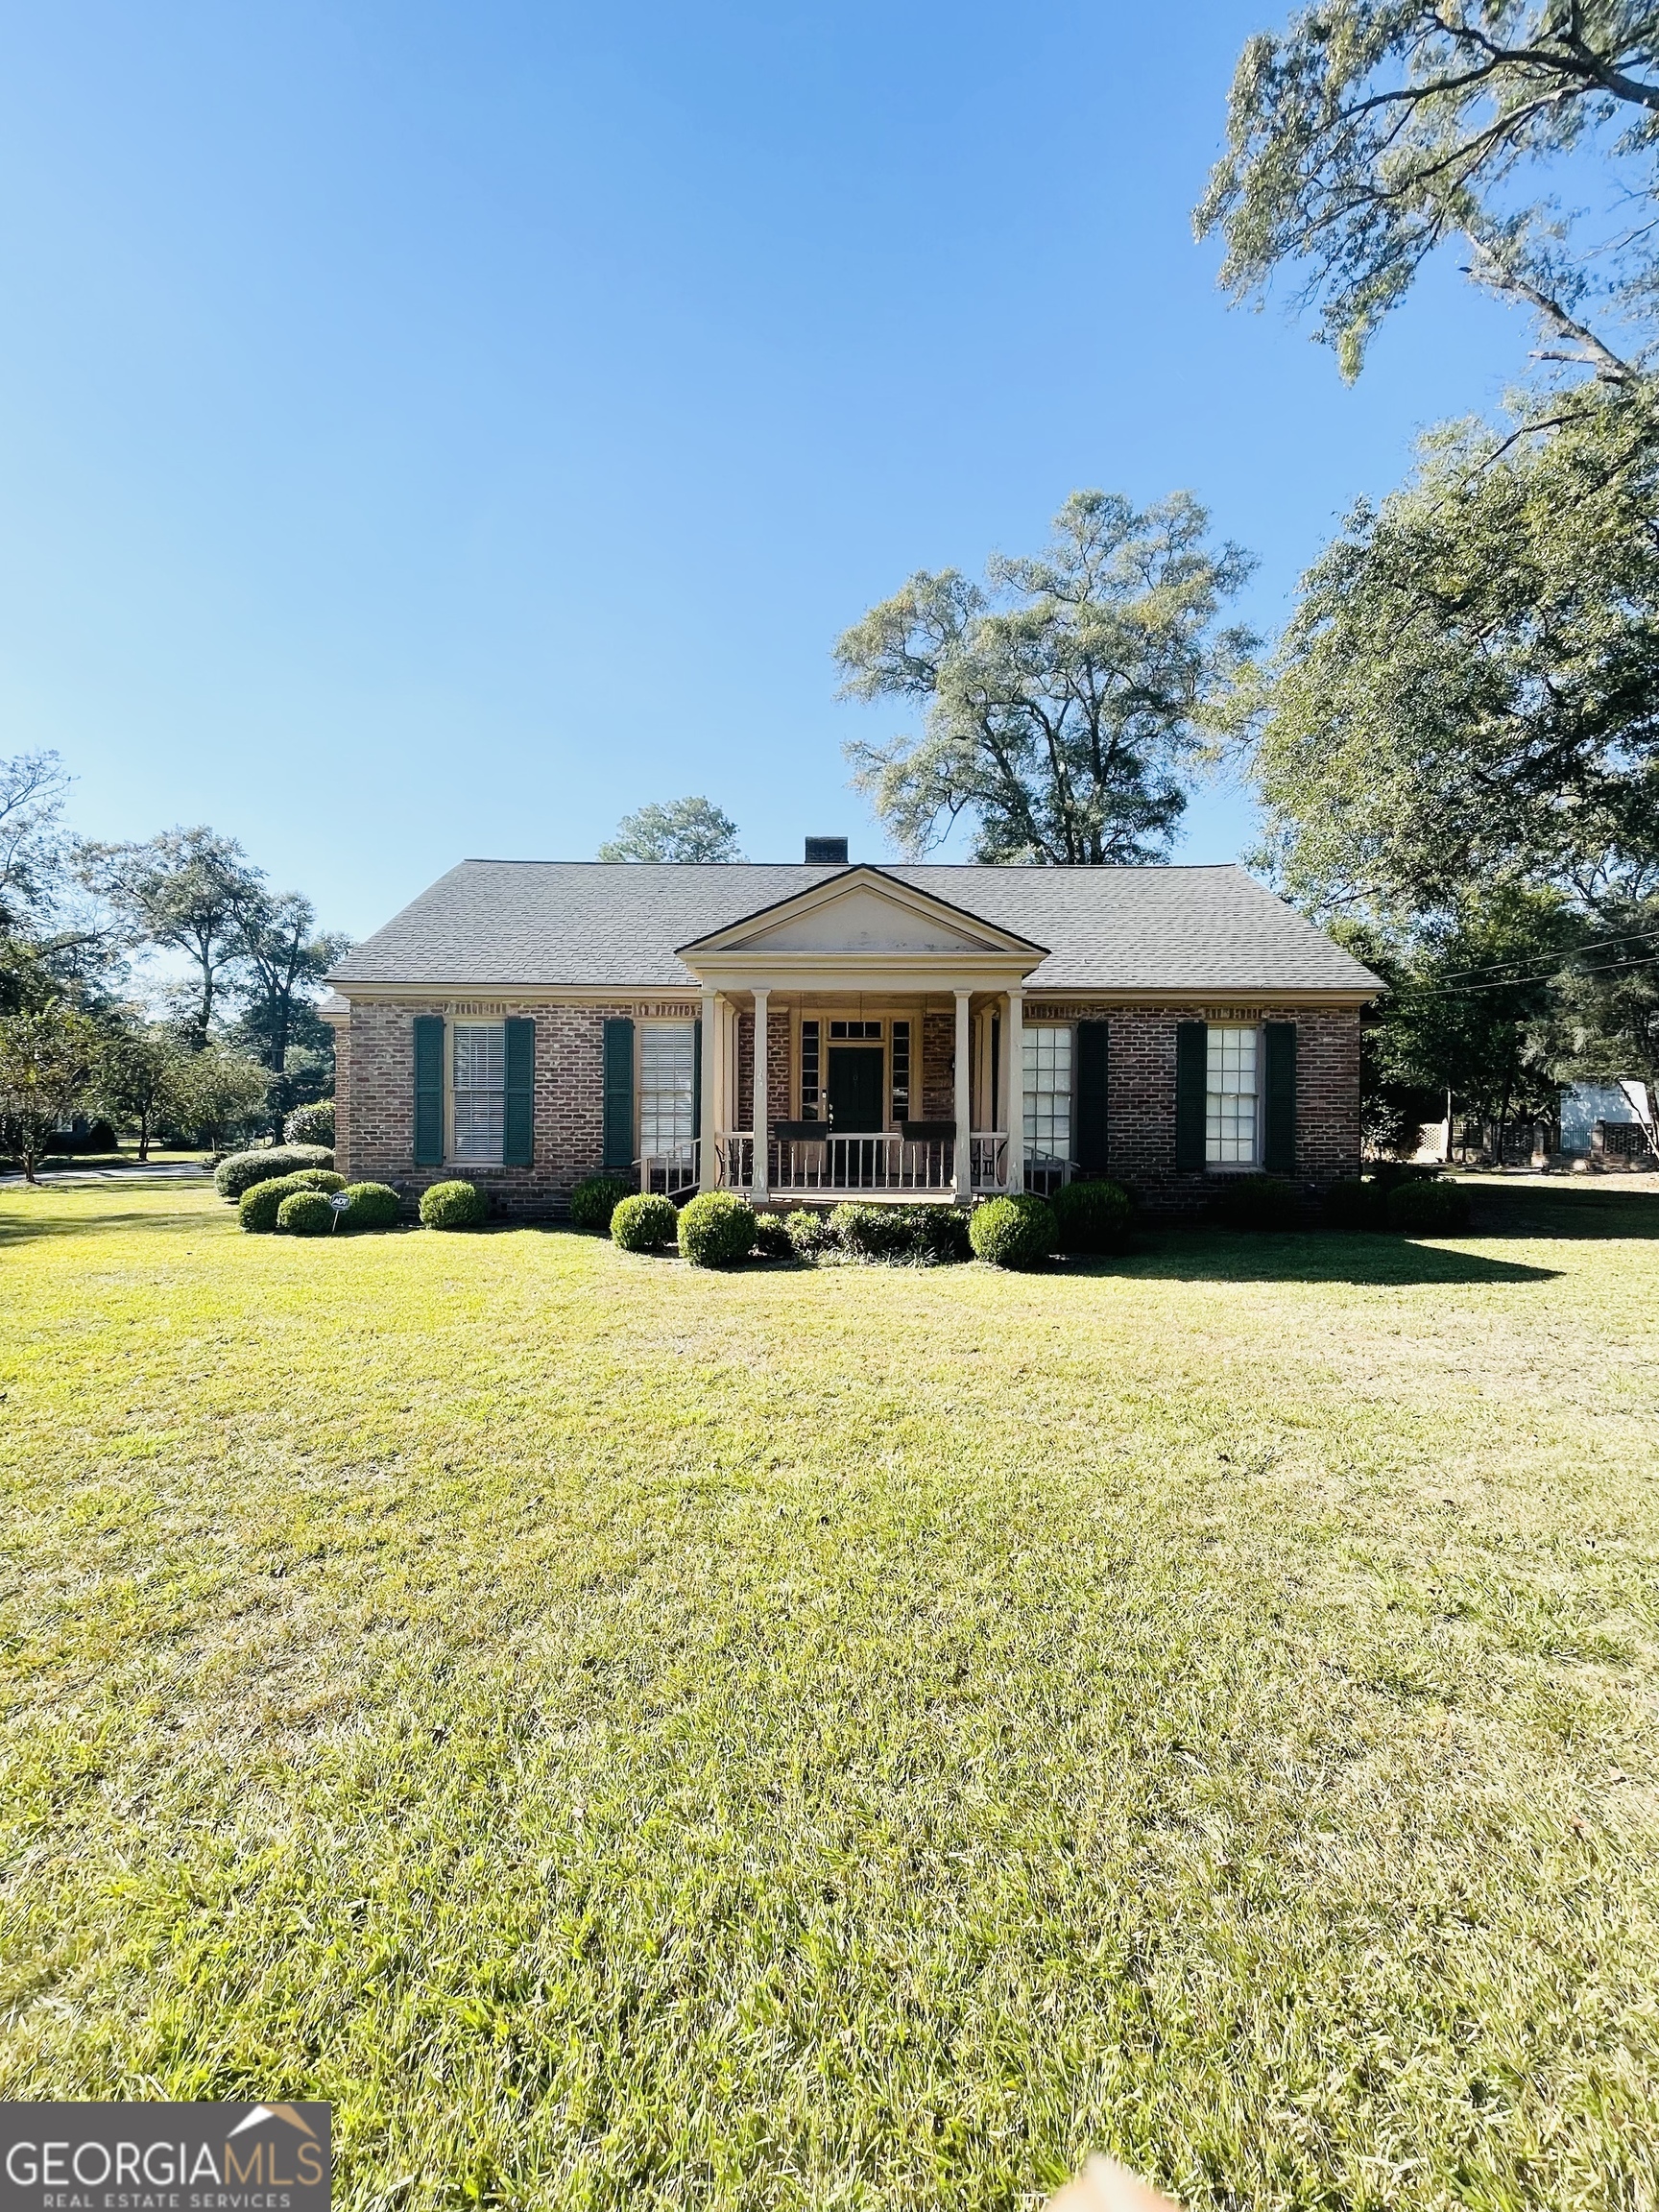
[602,1017,635,1170]
[1075,1020,1109,1175]
[1263,1022,1297,1175]
[414,1016,445,1167]
[1175,1021,1207,1172]
[691,1018,703,1142]
[504,1017,535,1167]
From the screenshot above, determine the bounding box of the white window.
[1023,1024,1072,1166]
[1206,1024,1259,1166]
[639,1023,696,1152]
[452,1022,505,1164]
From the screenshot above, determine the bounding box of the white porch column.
[699,987,719,1191]
[751,987,770,1203]
[1004,986,1024,1193]
[953,987,973,1202]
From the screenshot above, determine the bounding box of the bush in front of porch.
[678,1190,757,1266]
[970,1193,1057,1268]
[828,1203,973,1265]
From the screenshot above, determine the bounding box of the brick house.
[324,845,1379,1213]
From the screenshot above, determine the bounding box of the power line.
[1400,922,1659,986]
[1397,950,1659,999]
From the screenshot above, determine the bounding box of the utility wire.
[1394,922,1659,987]
[1396,950,1659,1000]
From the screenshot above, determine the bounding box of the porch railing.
[639,1141,699,1199]
[714,1131,1012,1197]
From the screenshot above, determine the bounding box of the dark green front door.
[828,1046,883,1131]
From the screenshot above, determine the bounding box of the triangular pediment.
[677,866,1047,960]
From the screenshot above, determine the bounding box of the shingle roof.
[328,860,1380,996]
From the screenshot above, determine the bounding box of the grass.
[1,1177,1656,2211]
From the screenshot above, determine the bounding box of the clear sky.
[0,1,1527,941]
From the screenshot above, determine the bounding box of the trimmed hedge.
[678,1190,757,1266]
[283,1101,335,1147]
[420,1180,488,1230]
[276,1190,335,1237]
[570,1173,634,1234]
[339,1182,400,1231]
[1210,1173,1303,1231]
[751,1214,794,1259]
[611,1192,679,1252]
[1386,1176,1471,1233]
[824,1203,973,1264]
[239,1169,347,1234]
[969,1193,1055,1269]
[216,1144,335,1200]
[784,1209,834,1258]
[1050,1177,1134,1253]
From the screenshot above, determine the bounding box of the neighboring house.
[323,846,1380,1212]
[1559,1078,1656,1169]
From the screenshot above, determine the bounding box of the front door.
[827,1046,883,1132]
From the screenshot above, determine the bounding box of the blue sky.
[0,1,1527,940]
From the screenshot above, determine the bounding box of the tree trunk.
[137,1107,150,1163]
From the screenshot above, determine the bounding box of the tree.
[0,1003,99,1183]
[1196,0,1659,385]
[598,798,743,863]
[93,1023,195,1162]
[1541,891,1659,1102]
[170,1043,270,1153]
[228,889,349,1134]
[1238,395,1659,919]
[76,829,265,1046]
[834,491,1255,864]
[0,752,119,1015]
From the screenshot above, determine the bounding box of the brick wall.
[733,1008,792,1131]
[921,1009,955,1121]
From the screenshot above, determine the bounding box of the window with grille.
[1022,1025,1071,1166]
[451,1022,505,1164]
[800,1021,821,1118]
[829,1020,881,1039]
[891,1021,910,1120]
[639,1024,696,1151]
[1206,1025,1259,1165]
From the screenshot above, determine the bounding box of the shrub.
[908,1206,974,1263]
[830,1201,911,1260]
[339,1181,400,1231]
[570,1173,634,1234]
[751,1213,795,1260]
[1323,1177,1386,1231]
[420,1179,488,1230]
[283,1101,335,1147]
[1386,1176,1471,1234]
[678,1190,757,1266]
[1210,1173,1303,1231]
[239,1168,347,1234]
[215,1144,335,1200]
[784,1209,834,1258]
[276,1190,336,1237]
[1049,1177,1134,1253]
[612,1192,679,1252]
[969,1193,1055,1269]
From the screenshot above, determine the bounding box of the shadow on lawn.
[1083,1232,1560,1288]
[0,1201,202,1247]
[1465,1178,1659,1241]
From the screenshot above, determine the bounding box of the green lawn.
[2,1179,1656,2211]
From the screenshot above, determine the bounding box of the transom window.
[639,1023,696,1151]
[1023,1025,1072,1167]
[829,1020,881,1040]
[1206,1024,1259,1165]
[452,1022,505,1164]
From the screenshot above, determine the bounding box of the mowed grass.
[2,1180,1657,2211]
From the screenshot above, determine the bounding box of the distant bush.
[784,1209,834,1258]
[611,1192,679,1252]
[420,1179,488,1230]
[1210,1173,1303,1231]
[751,1213,794,1259]
[215,1144,334,1200]
[339,1181,400,1231]
[239,1168,347,1234]
[570,1173,634,1234]
[678,1190,756,1266]
[969,1193,1055,1269]
[84,1118,119,1153]
[283,1101,335,1147]
[1050,1177,1134,1253]
[276,1190,335,1237]
[1386,1176,1471,1234]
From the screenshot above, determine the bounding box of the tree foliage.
[0,1003,100,1182]
[1239,393,1659,916]
[598,798,742,863]
[93,1024,196,1162]
[77,828,266,1045]
[1197,0,1659,384]
[836,492,1255,864]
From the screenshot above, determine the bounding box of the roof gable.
[677,865,1046,960]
